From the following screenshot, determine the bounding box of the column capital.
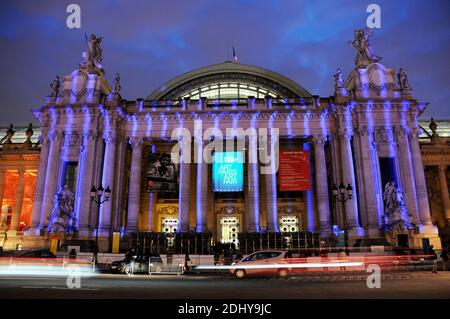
[129,136,144,148]
[312,134,327,147]
[410,127,421,138]
[337,129,354,140]
[103,132,118,143]
[439,164,448,173]
[17,168,25,178]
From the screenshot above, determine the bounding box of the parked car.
[15,249,56,258]
[110,254,162,274]
[230,250,292,279]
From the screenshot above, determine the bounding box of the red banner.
[279,150,311,191]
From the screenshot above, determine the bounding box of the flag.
[232,47,239,63]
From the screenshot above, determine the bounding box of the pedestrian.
[440,248,448,271]
[428,245,438,274]
[69,248,77,259]
[337,249,347,271]
[184,253,192,272]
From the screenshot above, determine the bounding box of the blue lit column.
[77,132,98,237]
[195,138,208,232]
[264,135,278,232]
[313,135,331,236]
[38,131,62,232]
[127,137,143,232]
[27,133,50,236]
[339,130,364,236]
[304,142,316,232]
[178,138,191,232]
[397,127,420,225]
[409,127,433,226]
[356,127,383,237]
[246,136,260,232]
[98,133,116,236]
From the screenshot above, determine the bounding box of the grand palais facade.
[0,30,449,253]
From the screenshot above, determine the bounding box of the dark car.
[15,249,56,258]
[110,254,162,274]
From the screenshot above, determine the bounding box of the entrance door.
[220,217,240,248]
[279,216,299,233]
[397,234,409,248]
[161,217,178,233]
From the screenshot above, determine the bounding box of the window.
[180,82,282,100]
[62,161,78,191]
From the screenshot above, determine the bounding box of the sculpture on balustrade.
[49,75,60,97]
[397,68,411,90]
[333,68,344,90]
[429,117,438,137]
[113,73,121,93]
[0,124,14,144]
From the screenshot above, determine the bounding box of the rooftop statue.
[0,124,14,144]
[350,27,382,67]
[397,68,411,90]
[333,68,344,89]
[429,117,438,137]
[80,33,104,75]
[113,73,121,93]
[382,181,413,231]
[49,75,60,97]
[25,123,33,143]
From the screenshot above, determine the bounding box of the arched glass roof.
[147,62,312,100]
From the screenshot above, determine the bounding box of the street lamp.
[331,182,353,249]
[90,185,111,252]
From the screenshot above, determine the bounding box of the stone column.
[127,137,143,233]
[339,130,364,236]
[313,135,331,236]
[10,169,25,231]
[38,132,62,231]
[148,192,157,231]
[178,139,191,232]
[397,127,420,225]
[195,138,208,232]
[438,165,450,222]
[98,133,117,236]
[304,142,316,232]
[329,135,344,228]
[246,136,260,232]
[76,133,97,237]
[0,170,6,216]
[264,136,278,232]
[357,128,382,236]
[112,137,126,232]
[409,128,433,226]
[27,135,50,235]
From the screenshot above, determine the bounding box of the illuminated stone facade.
[0,126,39,249]
[0,34,446,252]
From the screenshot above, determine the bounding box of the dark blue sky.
[0,0,449,126]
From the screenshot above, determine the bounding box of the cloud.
[0,0,449,125]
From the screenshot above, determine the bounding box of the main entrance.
[220,216,240,248]
[161,217,178,233]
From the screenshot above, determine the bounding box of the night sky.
[0,0,449,126]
